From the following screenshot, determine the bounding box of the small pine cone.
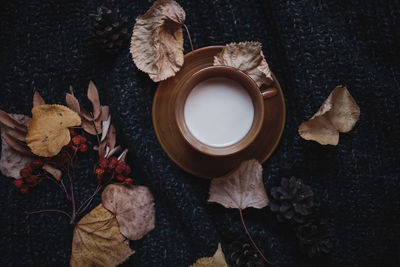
[269,177,314,223]
[90,7,129,54]
[296,218,332,258]
[227,235,266,267]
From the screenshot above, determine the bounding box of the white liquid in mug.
[183,77,254,147]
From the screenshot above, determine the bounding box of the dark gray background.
[0,0,399,266]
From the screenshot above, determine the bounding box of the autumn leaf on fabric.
[190,243,229,267]
[70,204,134,267]
[130,0,186,82]
[214,42,273,88]
[102,183,155,240]
[298,86,360,145]
[26,104,81,157]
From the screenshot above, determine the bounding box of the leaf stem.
[25,209,72,220]
[239,209,271,265]
[76,184,102,216]
[183,24,194,51]
[67,166,76,224]
[90,112,101,147]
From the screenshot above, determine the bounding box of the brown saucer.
[152,46,286,178]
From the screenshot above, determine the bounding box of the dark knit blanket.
[0,0,399,266]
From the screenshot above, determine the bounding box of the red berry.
[116,174,125,182]
[20,186,29,194]
[108,157,118,169]
[79,136,87,144]
[69,128,77,137]
[72,136,81,145]
[20,167,32,178]
[30,159,44,169]
[124,165,132,175]
[124,178,133,185]
[13,179,24,188]
[79,144,88,152]
[95,168,105,176]
[98,158,108,169]
[115,162,126,174]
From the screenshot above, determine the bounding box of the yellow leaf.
[26,104,81,157]
[190,243,228,267]
[298,86,360,145]
[214,42,273,87]
[70,204,134,267]
[130,0,185,82]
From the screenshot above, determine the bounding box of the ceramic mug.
[175,65,277,157]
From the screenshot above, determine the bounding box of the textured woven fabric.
[0,0,399,266]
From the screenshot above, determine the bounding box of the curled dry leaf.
[42,164,62,181]
[214,42,273,88]
[70,204,134,267]
[66,93,80,114]
[33,91,45,107]
[0,110,27,132]
[208,159,269,210]
[298,86,360,145]
[130,0,185,82]
[26,104,81,157]
[190,243,228,267]
[87,81,101,120]
[0,114,33,179]
[102,184,155,240]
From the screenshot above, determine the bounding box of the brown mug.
[175,65,277,157]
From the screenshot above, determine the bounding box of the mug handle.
[261,87,278,99]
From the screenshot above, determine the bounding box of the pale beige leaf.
[71,204,134,267]
[42,164,62,181]
[102,184,155,240]
[298,86,360,145]
[208,159,269,210]
[214,42,273,87]
[101,115,111,142]
[33,91,45,107]
[0,114,33,179]
[190,243,228,267]
[66,93,81,114]
[87,81,101,120]
[117,148,128,162]
[130,0,185,82]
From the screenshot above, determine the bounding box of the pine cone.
[90,7,129,54]
[269,177,313,223]
[227,235,267,267]
[296,218,332,258]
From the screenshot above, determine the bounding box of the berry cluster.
[14,159,44,194]
[95,157,133,185]
[69,129,88,152]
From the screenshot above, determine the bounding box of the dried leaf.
[101,115,111,142]
[130,0,185,82]
[190,243,228,267]
[0,109,27,132]
[66,93,81,114]
[87,81,101,120]
[214,42,273,87]
[117,148,128,162]
[99,105,109,121]
[0,114,33,179]
[208,159,269,210]
[26,105,81,157]
[42,164,62,181]
[81,118,102,135]
[102,184,155,240]
[106,145,122,159]
[7,128,26,142]
[1,132,33,156]
[298,86,360,145]
[70,204,134,267]
[33,91,45,107]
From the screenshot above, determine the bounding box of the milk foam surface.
[184,77,254,147]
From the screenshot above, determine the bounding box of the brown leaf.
[87,81,101,120]
[26,104,81,157]
[298,86,360,145]
[33,91,45,107]
[1,132,33,156]
[66,93,81,114]
[130,0,185,82]
[190,243,228,267]
[208,159,269,210]
[70,204,134,267]
[42,164,62,181]
[0,109,27,132]
[81,118,102,135]
[102,184,155,240]
[0,114,33,179]
[214,41,273,87]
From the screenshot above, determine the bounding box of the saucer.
[152,46,286,178]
